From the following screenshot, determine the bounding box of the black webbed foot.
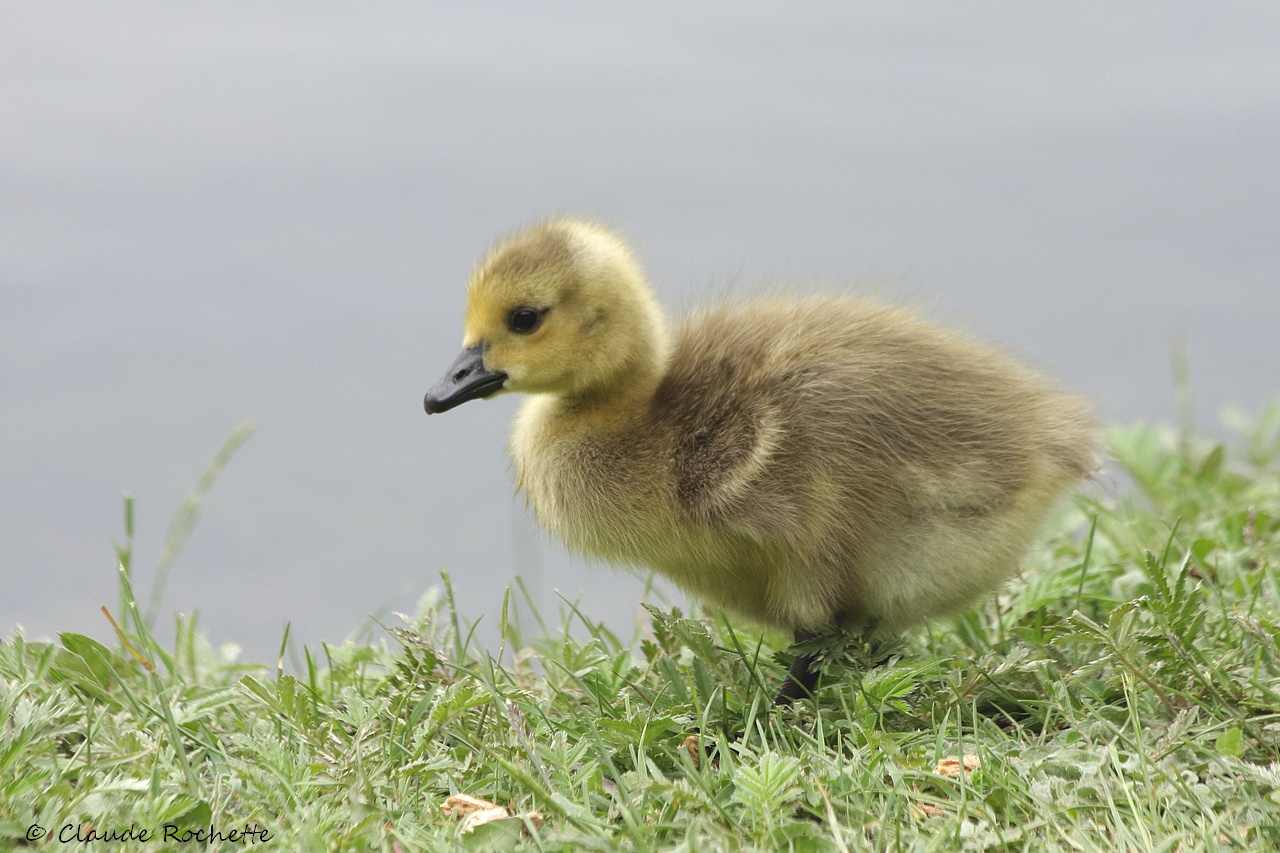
[772,647,820,705]
[772,623,894,706]
[773,628,824,706]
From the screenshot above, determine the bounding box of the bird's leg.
[773,628,823,706]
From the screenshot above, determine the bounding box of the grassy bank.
[2,407,1279,851]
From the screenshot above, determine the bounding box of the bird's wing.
[667,391,805,541]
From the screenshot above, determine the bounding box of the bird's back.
[651,295,1098,633]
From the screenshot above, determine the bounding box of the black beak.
[424,345,508,414]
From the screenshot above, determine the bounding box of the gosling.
[424,219,1099,704]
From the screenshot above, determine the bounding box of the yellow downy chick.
[425,219,1099,703]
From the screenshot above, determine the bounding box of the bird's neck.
[560,296,670,418]
[562,348,666,423]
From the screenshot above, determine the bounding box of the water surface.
[2,2,1277,662]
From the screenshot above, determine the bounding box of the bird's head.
[425,219,668,414]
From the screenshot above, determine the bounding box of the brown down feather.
[431,219,1101,638]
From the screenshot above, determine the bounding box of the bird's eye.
[508,308,544,334]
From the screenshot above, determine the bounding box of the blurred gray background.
[3,2,1277,664]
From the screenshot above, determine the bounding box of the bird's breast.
[512,406,675,563]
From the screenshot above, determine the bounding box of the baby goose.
[424,219,1099,704]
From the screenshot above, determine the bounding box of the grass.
[2,405,1279,851]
